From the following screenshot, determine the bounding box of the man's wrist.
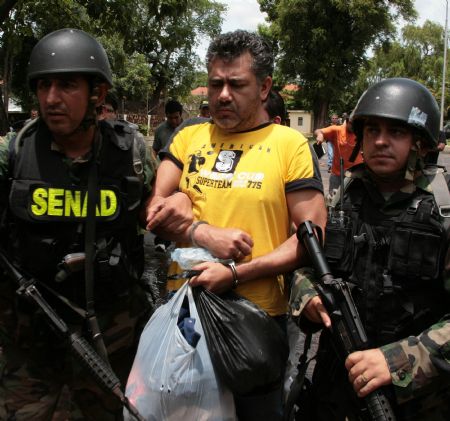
[189,220,208,247]
[223,261,239,289]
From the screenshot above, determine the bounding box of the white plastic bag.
[124,282,236,421]
[171,247,232,270]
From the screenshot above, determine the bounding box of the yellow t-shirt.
[164,122,322,315]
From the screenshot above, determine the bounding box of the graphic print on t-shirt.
[213,150,243,173]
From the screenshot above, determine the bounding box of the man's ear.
[260,76,272,101]
[273,116,282,125]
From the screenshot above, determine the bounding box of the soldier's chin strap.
[348,139,361,163]
[79,86,101,131]
[84,128,110,365]
[72,83,102,134]
[404,141,421,181]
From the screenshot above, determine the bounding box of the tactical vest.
[324,174,450,347]
[7,120,145,300]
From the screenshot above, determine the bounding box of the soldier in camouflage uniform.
[290,78,450,420]
[0,29,190,420]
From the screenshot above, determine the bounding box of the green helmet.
[351,78,440,147]
[27,28,112,88]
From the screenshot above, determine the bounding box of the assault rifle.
[0,249,144,421]
[297,220,396,421]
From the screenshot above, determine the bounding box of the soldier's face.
[36,74,90,137]
[362,117,414,177]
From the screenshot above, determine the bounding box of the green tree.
[258,0,416,128]
[120,0,225,110]
[1,0,225,131]
[355,20,447,109]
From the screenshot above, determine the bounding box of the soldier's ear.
[95,84,109,107]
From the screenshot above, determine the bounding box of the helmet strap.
[349,139,361,162]
[405,140,425,181]
[404,148,417,181]
[78,83,101,131]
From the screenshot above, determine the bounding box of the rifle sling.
[84,130,110,364]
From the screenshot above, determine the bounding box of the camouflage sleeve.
[381,318,450,404]
[289,267,319,317]
[0,135,10,181]
[289,267,323,333]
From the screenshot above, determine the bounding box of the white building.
[288,110,314,135]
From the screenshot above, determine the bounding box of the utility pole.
[441,0,449,128]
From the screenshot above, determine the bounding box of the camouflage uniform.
[0,121,155,421]
[290,165,450,420]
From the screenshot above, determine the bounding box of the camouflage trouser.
[0,279,150,421]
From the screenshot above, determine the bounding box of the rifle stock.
[0,249,144,421]
[297,221,396,421]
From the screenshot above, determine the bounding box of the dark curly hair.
[264,90,286,124]
[206,30,274,83]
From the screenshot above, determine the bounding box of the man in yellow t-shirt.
[145,30,327,420]
[147,30,325,315]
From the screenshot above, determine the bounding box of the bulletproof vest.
[7,120,144,296]
[324,177,450,347]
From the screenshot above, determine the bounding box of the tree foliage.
[0,0,225,131]
[356,21,447,98]
[258,0,417,128]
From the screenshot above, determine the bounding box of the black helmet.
[27,28,112,88]
[351,78,440,147]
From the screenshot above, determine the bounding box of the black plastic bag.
[192,287,289,396]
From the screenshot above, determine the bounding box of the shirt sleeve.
[285,135,324,193]
[291,267,319,315]
[159,126,189,170]
[152,126,162,153]
[380,318,450,404]
[320,126,337,143]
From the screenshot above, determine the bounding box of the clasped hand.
[145,192,193,236]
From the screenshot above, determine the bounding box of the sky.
[218,0,446,31]
[201,0,447,50]
[196,1,447,59]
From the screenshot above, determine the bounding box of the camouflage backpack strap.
[423,165,450,230]
[132,130,145,182]
[13,118,40,156]
[133,129,159,180]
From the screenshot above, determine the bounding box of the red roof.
[191,86,208,96]
[283,84,300,92]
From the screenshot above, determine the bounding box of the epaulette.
[101,120,145,181]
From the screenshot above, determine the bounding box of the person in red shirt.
[315,114,363,195]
